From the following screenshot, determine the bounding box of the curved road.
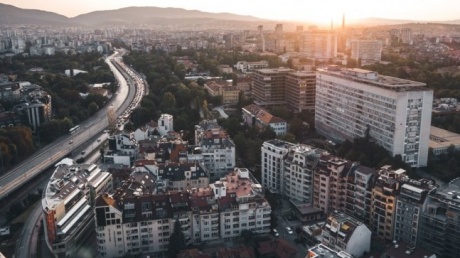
[0,49,139,201]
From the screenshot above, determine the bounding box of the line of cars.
[272,226,293,237]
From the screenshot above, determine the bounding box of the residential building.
[194,120,235,179]
[393,178,435,246]
[344,165,377,225]
[300,30,337,61]
[204,81,226,97]
[242,104,287,136]
[322,211,371,258]
[306,244,352,258]
[313,155,351,215]
[235,61,269,73]
[221,86,240,105]
[285,71,316,113]
[105,134,137,166]
[149,162,209,191]
[418,178,460,258]
[42,163,112,258]
[315,67,433,167]
[382,242,437,258]
[235,76,252,95]
[252,68,292,107]
[283,144,324,203]
[370,165,407,241]
[0,81,20,101]
[350,40,382,65]
[400,28,412,44]
[158,114,173,136]
[261,139,294,193]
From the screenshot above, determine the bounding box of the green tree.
[167,219,186,258]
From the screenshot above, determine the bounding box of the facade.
[370,165,406,241]
[252,68,292,107]
[350,40,382,65]
[313,155,350,214]
[95,168,270,257]
[300,30,337,60]
[221,86,240,105]
[242,104,287,136]
[322,211,371,258]
[0,81,20,101]
[42,163,112,258]
[418,178,460,258]
[400,28,412,44]
[285,71,316,112]
[194,120,235,179]
[429,126,460,156]
[261,139,294,193]
[393,178,434,247]
[315,67,433,167]
[344,165,376,225]
[149,162,209,191]
[235,61,269,73]
[158,114,173,136]
[283,145,324,203]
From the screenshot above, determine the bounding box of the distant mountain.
[349,17,416,26]
[71,6,264,26]
[0,3,70,25]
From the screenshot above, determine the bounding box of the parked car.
[272,229,279,237]
[286,226,293,235]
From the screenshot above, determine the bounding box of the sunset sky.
[1,0,459,24]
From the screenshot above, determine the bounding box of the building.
[321,211,371,258]
[400,28,412,44]
[0,81,20,101]
[313,155,351,215]
[315,67,433,167]
[25,90,52,131]
[235,61,269,73]
[242,104,287,136]
[429,126,460,156]
[194,120,235,179]
[393,178,435,246]
[300,30,337,61]
[105,134,137,166]
[306,244,352,258]
[370,165,407,241]
[252,68,292,107]
[221,86,240,105]
[252,68,316,112]
[158,114,173,136]
[382,241,437,258]
[350,40,382,65]
[283,144,324,203]
[148,162,209,191]
[261,139,294,193]
[285,71,316,113]
[42,163,112,258]
[418,178,460,258]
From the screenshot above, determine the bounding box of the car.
[286,226,293,235]
[69,140,73,144]
[272,229,279,237]
[97,138,101,142]
[81,151,86,155]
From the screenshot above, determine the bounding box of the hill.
[0,3,70,25]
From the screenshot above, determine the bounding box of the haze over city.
[2,0,460,24]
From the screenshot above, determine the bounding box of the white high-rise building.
[261,139,294,193]
[300,30,337,61]
[315,67,433,167]
[158,114,173,136]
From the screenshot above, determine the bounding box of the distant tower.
[342,14,345,30]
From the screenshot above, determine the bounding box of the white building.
[194,120,235,179]
[350,40,382,65]
[261,139,294,193]
[158,114,173,136]
[242,104,287,136]
[322,211,371,258]
[42,163,112,258]
[315,67,433,167]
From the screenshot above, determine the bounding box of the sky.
[2,0,460,24]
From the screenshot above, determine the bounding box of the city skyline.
[2,0,460,25]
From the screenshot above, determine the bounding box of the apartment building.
[42,163,112,258]
[418,178,460,258]
[283,144,324,203]
[300,30,337,61]
[252,68,317,113]
[393,178,435,247]
[235,61,269,73]
[149,162,209,191]
[242,104,287,136]
[315,67,433,167]
[252,68,292,107]
[322,211,371,258]
[400,28,412,44]
[261,139,294,193]
[285,71,316,113]
[313,155,351,215]
[350,40,382,65]
[158,113,173,137]
[370,165,407,241]
[0,81,20,101]
[344,165,377,225]
[194,120,235,179]
[307,244,352,258]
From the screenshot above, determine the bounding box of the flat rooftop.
[308,244,352,258]
[255,68,293,74]
[429,126,460,150]
[317,67,428,92]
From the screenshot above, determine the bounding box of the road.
[0,49,141,202]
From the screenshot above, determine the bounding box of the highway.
[0,49,145,201]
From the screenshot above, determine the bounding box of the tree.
[167,219,186,258]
